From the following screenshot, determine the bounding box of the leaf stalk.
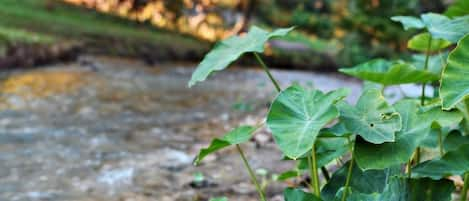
[342,137,354,201]
[462,172,469,201]
[236,144,267,201]
[253,52,281,92]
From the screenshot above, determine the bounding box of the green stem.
[415,148,420,164]
[236,144,267,201]
[321,166,330,181]
[420,35,432,106]
[407,158,412,179]
[253,52,281,92]
[342,137,354,201]
[438,129,444,157]
[311,143,321,197]
[462,172,469,201]
[307,155,315,193]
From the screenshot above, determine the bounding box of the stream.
[0,55,416,201]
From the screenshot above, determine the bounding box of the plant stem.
[406,158,412,179]
[414,36,433,167]
[420,35,432,106]
[311,143,321,197]
[321,166,330,181]
[438,130,444,157]
[236,144,267,201]
[342,137,354,201]
[462,172,469,201]
[253,52,281,92]
[307,155,315,193]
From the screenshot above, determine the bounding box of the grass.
[0,0,209,59]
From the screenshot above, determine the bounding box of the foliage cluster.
[188,1,469,201]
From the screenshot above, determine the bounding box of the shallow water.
[0,56,370,201]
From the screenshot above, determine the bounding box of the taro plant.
[188,7,469,201]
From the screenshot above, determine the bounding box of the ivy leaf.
[408,32,451,52]
[339,59,439,85]
[355,100,462,170]
[194,125,257,165]
[391,16,425,30]
[421,13,469,43]
[412,145,469,179]
[188,26,293,87]
[440,34,469,110]
[267,85,349,159]
[284,188,322,201]
[338,89,401,144]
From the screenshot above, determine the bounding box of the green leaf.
[276,170,300,181]
[440,34,469,109]
[321,161,389,201]
[421,13,469,43]
[355,100,462,170]
[413,145,469,179]
[267,85,349,159]
[338,89,401,144]
[194,125,257,165]
[443,130,469,152]
[335,177,454,201]
[284,188,322,201]
[391,16,425,30]
[408,32,452,52]
[339,59,439,85]
[209,197,228,201]
[188,26,293,87]
[445,0,469,17]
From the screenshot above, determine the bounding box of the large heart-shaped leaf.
[408,32,451,52]
[284,188,322,201]
[188,26,293,87]
[267,85,349,159]
[194,125,257,165]
[339,59,439,85]
[421,13,469,43]
[391,16,425,30]
[354,100,462,170]
[440,34,469,110]
[338,89,401,144]
[412,145,469,179]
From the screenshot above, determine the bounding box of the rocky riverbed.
[0,56,375,201]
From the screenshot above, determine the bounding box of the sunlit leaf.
[267,85,349,159]
[421,13,469,43]
[412,145,469,179]
[354,100,462,170]
[391,16,425,30]
[284,188,322,201]
[276,170,300,181]
[339,59,439,85]
[408,32,451,52]
[338,89,401,144]
[440,34,469,109]
[188,26,293,87]
[194,125,257,165]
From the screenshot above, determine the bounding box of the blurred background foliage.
[0,0,453,69]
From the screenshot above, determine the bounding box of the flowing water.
[0,56,371,201]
